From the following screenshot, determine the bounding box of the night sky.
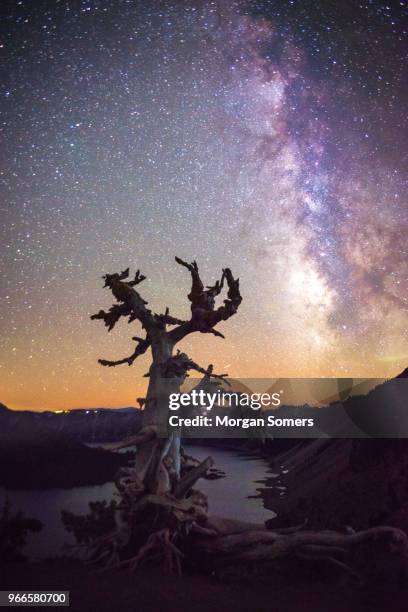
[0,0,407,410]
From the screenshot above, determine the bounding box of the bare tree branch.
[154,307,187,328]
[91,304,131,332]
[175,256,224,312]
[91,268,157,334]
[99,336,150,367]
[202,328,225,339]
[172,352,229,382]
[92,259,241,369]
[170,258,242,343]
[128,270,147,287]
[173,456,214,498]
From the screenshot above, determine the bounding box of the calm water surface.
[0,446,277,560]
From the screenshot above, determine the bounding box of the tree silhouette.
[75,257,408,576]
[91,256,241,491]
[0,498,42,561]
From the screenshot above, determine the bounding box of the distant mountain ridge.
[0,402,143,444]
[0,404,138,414]
[1,366,406,442]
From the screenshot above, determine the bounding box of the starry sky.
[0,0,407,410]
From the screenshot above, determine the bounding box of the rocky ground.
[2,424,408,610]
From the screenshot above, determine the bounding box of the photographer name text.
[168,414,315,429]
[168,390,314,429]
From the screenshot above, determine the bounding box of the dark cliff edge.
[0,405,141,489]
[1,369,406,493]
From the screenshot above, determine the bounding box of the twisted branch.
[98,336,150,367]
[91,259,242,367]
[90,303,131,332]
[171,257,242,343]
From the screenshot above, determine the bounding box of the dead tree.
[83,257,408,578]
[91,257,240,487]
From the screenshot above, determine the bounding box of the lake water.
[0,445,277,560]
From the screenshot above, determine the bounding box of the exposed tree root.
[111,528,184,574]
[73,259,408,584]
[194,521,408,578]
[70,434,408,583]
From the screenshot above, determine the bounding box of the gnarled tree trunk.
[82,257,408,580]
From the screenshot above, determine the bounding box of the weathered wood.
[85,257,408,581]
[193,522,408,574]
[107,426,157,450]
[91,257,242,492]
[173,457,214,498]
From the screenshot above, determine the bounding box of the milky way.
[0,0,407,409]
